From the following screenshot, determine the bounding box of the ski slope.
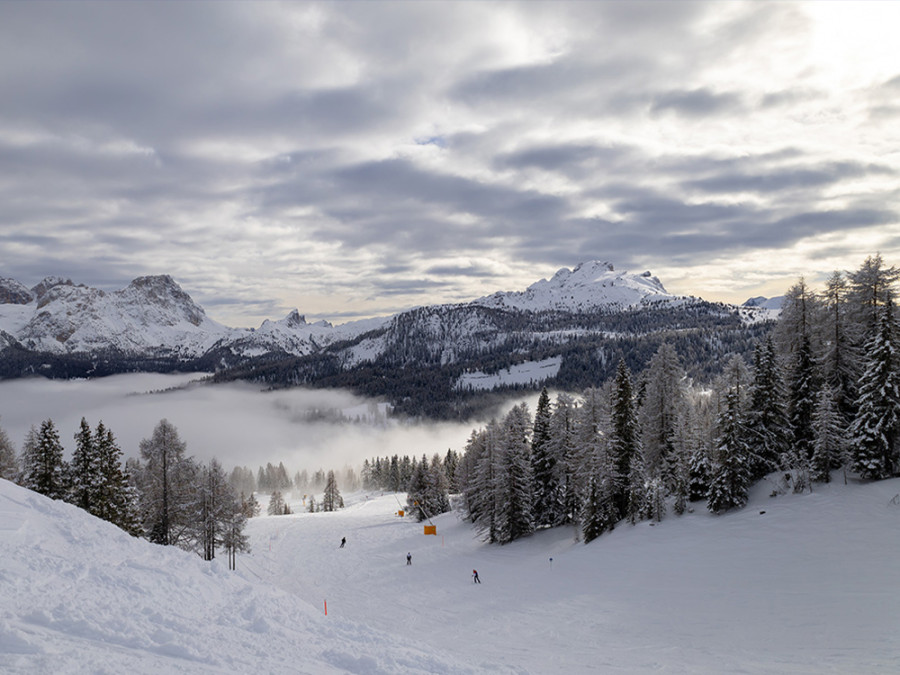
[2,476,900,673]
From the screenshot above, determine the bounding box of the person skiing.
[406,552,412,565]
[340,537,346,548]
[472,569,480,583]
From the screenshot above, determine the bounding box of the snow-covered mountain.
[0,263,686,362]
[0,275,381,361]
[476,261,673,312]
[0,265,776,407]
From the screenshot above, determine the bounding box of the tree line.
[0,417,252,568]
[455,255,900,544]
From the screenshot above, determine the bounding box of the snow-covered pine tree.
[530,387,559,529]
[496,403,535,544]
[548,392,577,526]
[850,300,900,479]
[786,331,818,493]
[267,490,286,516]
[93,421,141,535]
[707,389,752,514]
[322,470,343,511]
[608,360,640,519]
[745,337,789,481]
[688,446,712,503]
[810,383,847,484]
[0,418,18,482]
[20,419,68,500]
[69,417,101,512]
[625,452,648,525]
[643,476,666,523]
[459,428,488,525]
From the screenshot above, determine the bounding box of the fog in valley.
[0,373,507,479]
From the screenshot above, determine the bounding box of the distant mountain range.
[0,262,778,417]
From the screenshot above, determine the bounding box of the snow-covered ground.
[3,476,900,673]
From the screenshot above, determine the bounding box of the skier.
[472,569,480,583]
[340,537,346,548]
[406,552,412,565]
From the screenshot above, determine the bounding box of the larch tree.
[810,383,848,484]
[639,343,686,481]
[137,419,194,546]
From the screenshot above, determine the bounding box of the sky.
[2,1,900,328]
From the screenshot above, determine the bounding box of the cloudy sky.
[2,1,900,327]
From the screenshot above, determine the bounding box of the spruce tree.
[94,421,142,535]
[745,337,788,480]
[707,389,751,514]
[530,387,559,528]
[70,417,100,512]
[786,331,818,492]
[0,419,18,482]
[548,392,577,526]
[322,470,343,511]
[267,490,286,516]
[608,360,639,518]
[497,403,535,543]
[850,301,900,479]
[20,419,67,500]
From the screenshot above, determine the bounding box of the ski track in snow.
[2,476,900,673]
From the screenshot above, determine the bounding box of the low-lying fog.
[0,373,519,475]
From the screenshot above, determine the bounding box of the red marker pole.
[324,599,328,616]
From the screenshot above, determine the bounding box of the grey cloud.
[684,162,894,195]
[650,88,744,117]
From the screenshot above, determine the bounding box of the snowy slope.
[246,479,900,674]
[3,476,900,673]
[0,478,474,674]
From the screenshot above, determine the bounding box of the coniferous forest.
[454,255,900,544]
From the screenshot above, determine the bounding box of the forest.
[450,254,900,544]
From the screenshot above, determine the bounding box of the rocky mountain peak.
[0,277,33,305]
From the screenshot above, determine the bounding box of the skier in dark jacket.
[340,537,346,548]
[472,569,480,583]
[407,552,412,565]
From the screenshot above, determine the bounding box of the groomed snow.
[3,476,900,673]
